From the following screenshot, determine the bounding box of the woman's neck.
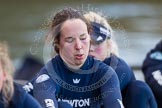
[60,56,83,70]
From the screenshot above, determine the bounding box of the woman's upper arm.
[101,68,124,108]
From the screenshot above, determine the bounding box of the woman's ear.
[110,39,119,56]
[107,39,112,51]
[105,39,112,58]
[109,39,113,48]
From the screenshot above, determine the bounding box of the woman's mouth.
[75,54,84,60]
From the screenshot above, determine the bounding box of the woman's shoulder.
[13,83,42,108]
[9,83,27,107]
[109,55,130,68]
[103,55,127,67]
[13,83,28,98]
[104,55,135,76]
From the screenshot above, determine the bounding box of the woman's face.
[0,62,5,91]
[58,19,90,67]
[89,40,111,61]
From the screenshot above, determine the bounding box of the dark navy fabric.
[58,102,73,108]
[0,83,41,108]
[122,80,157,108]
[104,54,157,108]
[103,54,136,90]
[25,55,123,108]
[142,40,162,108]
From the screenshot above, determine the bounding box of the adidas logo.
[73,78,80,84]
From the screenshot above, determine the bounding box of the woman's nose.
[75,39,82,50]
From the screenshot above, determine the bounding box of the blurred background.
[0,0,162,80]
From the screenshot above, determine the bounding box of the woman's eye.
[80,37,86,40]
[80,34,87,40]
[65,37,74,43]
